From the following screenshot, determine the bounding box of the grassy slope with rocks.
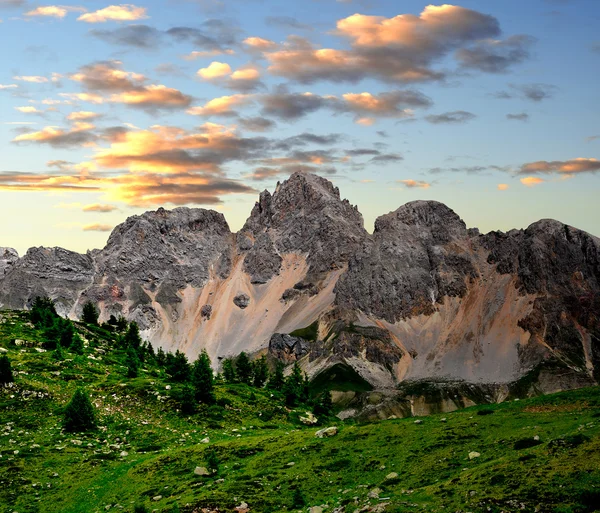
[1,309,600,513]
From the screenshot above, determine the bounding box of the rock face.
[0,172,598,400]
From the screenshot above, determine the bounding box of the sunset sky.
[1,0,599,255]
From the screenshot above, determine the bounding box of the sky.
[0,0,599,255]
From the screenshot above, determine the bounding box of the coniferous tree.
[81,301,99,325]
[116,316,128,332]
[313,390,333,418]
[126,345,140,378]
[176,384,196,414]
[52,344,65,361]
[63,389,96,432]
[0,355,14,384]
[267,361,285,390]
[252,355,269,388]
[166,350,191,382]
[283,362,304,406]
[59,321,75,348]
[236,351,253,385]
[192,350,215,404]
[221,358,236,383]
[30,296,58,329]
[70,334,84,355]
[156,347,166,366]
[124,322,142,350]
[206,449,219,474]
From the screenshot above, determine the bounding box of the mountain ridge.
[1,172,599,405]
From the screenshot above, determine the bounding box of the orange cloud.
[520,176,544,187]
[77,4,148,23]
[15,106,43,114]
[520,158,600,175]
[13,75,49,83]
[82,223,113,232]
[59,92,105,104]
[397,179,431,188]
[243,36,277,50]
[497,183,509,191]
[25,5,86,18]
[197,61,232,80]
[67,111,100,121]
[82,204,117,212]
[187,94,253,116]
[110,85,192,109]
[12,124,97,147]
[231,68,260,81]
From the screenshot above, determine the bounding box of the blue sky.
[0,0,599,254]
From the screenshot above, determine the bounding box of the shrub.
[63,389,96,432]
[206,449,219,474]
[81,301,99,325]
[0,355,14,384]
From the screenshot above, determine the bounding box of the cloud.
[15,106,44,114]
[25,5,86,18]
[370,153,403,164]
[258,88,430,122]
[110,85,192,109]
[243,36,277,51]
[82,204,117,212]
[238,116,276,132]
[187,94,252,116]
[520,176,544,187]
[197,61,232,79]
[13,75,49,83]
[497,183,509,190]
[68,61,192,110]
[166,20,239,53]
[585,135,600,143]
[519,158,600,175]
[69,61,145,91]
[495,83,557,102]
[425,110,476,124]
[90,24,161,48]
[0,84,18,89]
[77,4,148,23]
[59,92,105,104]
[67,111,101,121]
[82,223,113,232]
[0,0,26,7]
[397,179,431,188]
[506,112,529,121]
[12,124,97,148]
[246,164,336,182]
[265,16,312,31]
[263,6,527,84]
[456,35,535,73]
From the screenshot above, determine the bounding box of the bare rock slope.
[1,172,598,402]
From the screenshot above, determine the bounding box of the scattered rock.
[201,304,212,319]
[200,437,210,444]
[414,419,423,424]
[152,495,162,501]
[368,487,382,499]
[385,472,399,481]
[315,426,338,438]
[299,412,318,425]
[120,451,128,457]
[194,466,210,476]
[468,451,481,460]
[309,507,324,513]
[233,294,250,309]
[286,461,295,467]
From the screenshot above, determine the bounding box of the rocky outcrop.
[0,172,598,400]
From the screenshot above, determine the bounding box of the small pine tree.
[52,344,65,361]
[236,351,253,385]
[167,350,191,382]
[124,322,142,350]
[156,347,166,366]
[292,487,306,508]
[116,316,128,332]
[126,345,140,378]
[0,355,14,384]
[221,358,236,383]
[283,362,304,407]
[252,355,269,388]
[70,334,84,355]
[313,390,333,418]
[63,389,96,432]
[176,384,196,415]
[206,449,219,474]
[192,350,215,404]
[30,296,58,329]
[267,361,285,390]
[81,301,99,325]
[59,321,75,348]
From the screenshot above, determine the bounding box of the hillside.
[1,309,599,513]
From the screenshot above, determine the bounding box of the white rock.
[194,466,210,476]
[315,426,338,438]
[468,451,481,460]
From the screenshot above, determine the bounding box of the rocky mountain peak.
[0,247,19,276]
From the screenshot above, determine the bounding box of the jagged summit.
[0,171,598,395]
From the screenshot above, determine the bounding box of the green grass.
[1,309,600,513]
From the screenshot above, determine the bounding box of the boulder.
[315,426,338,438]
[233,293,250,309]
[194,466,210,476]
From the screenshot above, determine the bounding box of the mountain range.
[1,172,598,410]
